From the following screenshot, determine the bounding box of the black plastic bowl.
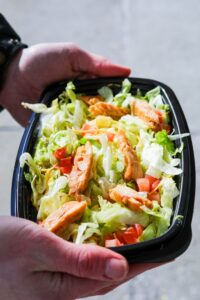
[11,77,196,263]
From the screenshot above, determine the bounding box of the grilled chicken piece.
[42,201,87,234]
[89,102,130,119]
[109,184,152,211]
[117,131,143,181]
[79,95,104,106]
[133,100,160,131]
[69,141,93,194]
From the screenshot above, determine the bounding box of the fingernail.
[105,258,128,280]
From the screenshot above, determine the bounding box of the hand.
[0,216,162,300]
[0,43,131,126]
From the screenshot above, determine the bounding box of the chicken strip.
[133,100,160,131]
[42,201,87,234]
[89,102,130,119]
[117,131,143,181]
[69,141,93,194]
[109,184,152,211]
[79,95,104,106]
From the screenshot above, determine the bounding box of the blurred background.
[0,0,199,299]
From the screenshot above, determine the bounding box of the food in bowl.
[20,79,188,247]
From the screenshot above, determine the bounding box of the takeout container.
[11,77,195,263]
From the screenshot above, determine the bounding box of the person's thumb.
[32,226,129,282]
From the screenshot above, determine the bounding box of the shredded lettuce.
[155,130,174,154]
[22,99,59,114]
[48,129,78,155]
[22,103,48,113]
[73,100,88,129]
[37,176,70,220]
[96,197,149,227]
[140,223,157,242]
[40,110,68,137]
[98,86,113,102]
[20,153,45,208]
[75,223,101,244]
[112,79,132,107]
[65,81,77,102]
[145,86,161,101]
[141,177,179,237]
[121,78,132,94]
[34,137,50,167]
[141,142,182,177]
[169,132,190,141]
[160,177,179,208]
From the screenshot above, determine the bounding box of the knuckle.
[75,249,95,277]
[65,42,81,54]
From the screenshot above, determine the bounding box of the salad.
[20,79,187,247]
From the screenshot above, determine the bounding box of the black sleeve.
[0,13,22,40]
[0,14,27,111]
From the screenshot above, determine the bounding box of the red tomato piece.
[151,179,160,191]
[156,110,163,123]
[145,174,158,187]
[104,234,114,240]
[53,147,66,159]
[59,156,73,174]
[122,233,138,244]
[136,178,151,193]
[114,232,126,244]
[135,224,143,237]
[162,123,171,133]
[121,226,138,244]
[106,132,115,142]
[59,157,73,167]
[59,166,70,175]
[148,191,160,202]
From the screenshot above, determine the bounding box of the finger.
[87,54,131,77]
[31,226,129,282]
[70,46,131,77]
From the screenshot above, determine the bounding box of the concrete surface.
[0,0,199,299]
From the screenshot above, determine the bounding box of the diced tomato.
[105,238,123,247]
[116,226,138,245]
[105,225,144,247]
[114,232,126,244]
[151,179,160,191]
[148,191,160,202]
[59,157,73,174]
[53,147,66,160]
[59,157,73,167]
[136,178,150,193]
[135,224,143,237]
[156,110,163,123]
[104,234,114,240]
[59,167,70,174]
[122,227,138,244]
[106,132,115,142]
[145,174,158,187]
[123,234,138,244]
[162,123,171,133]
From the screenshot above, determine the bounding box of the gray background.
[0,1,199,299]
